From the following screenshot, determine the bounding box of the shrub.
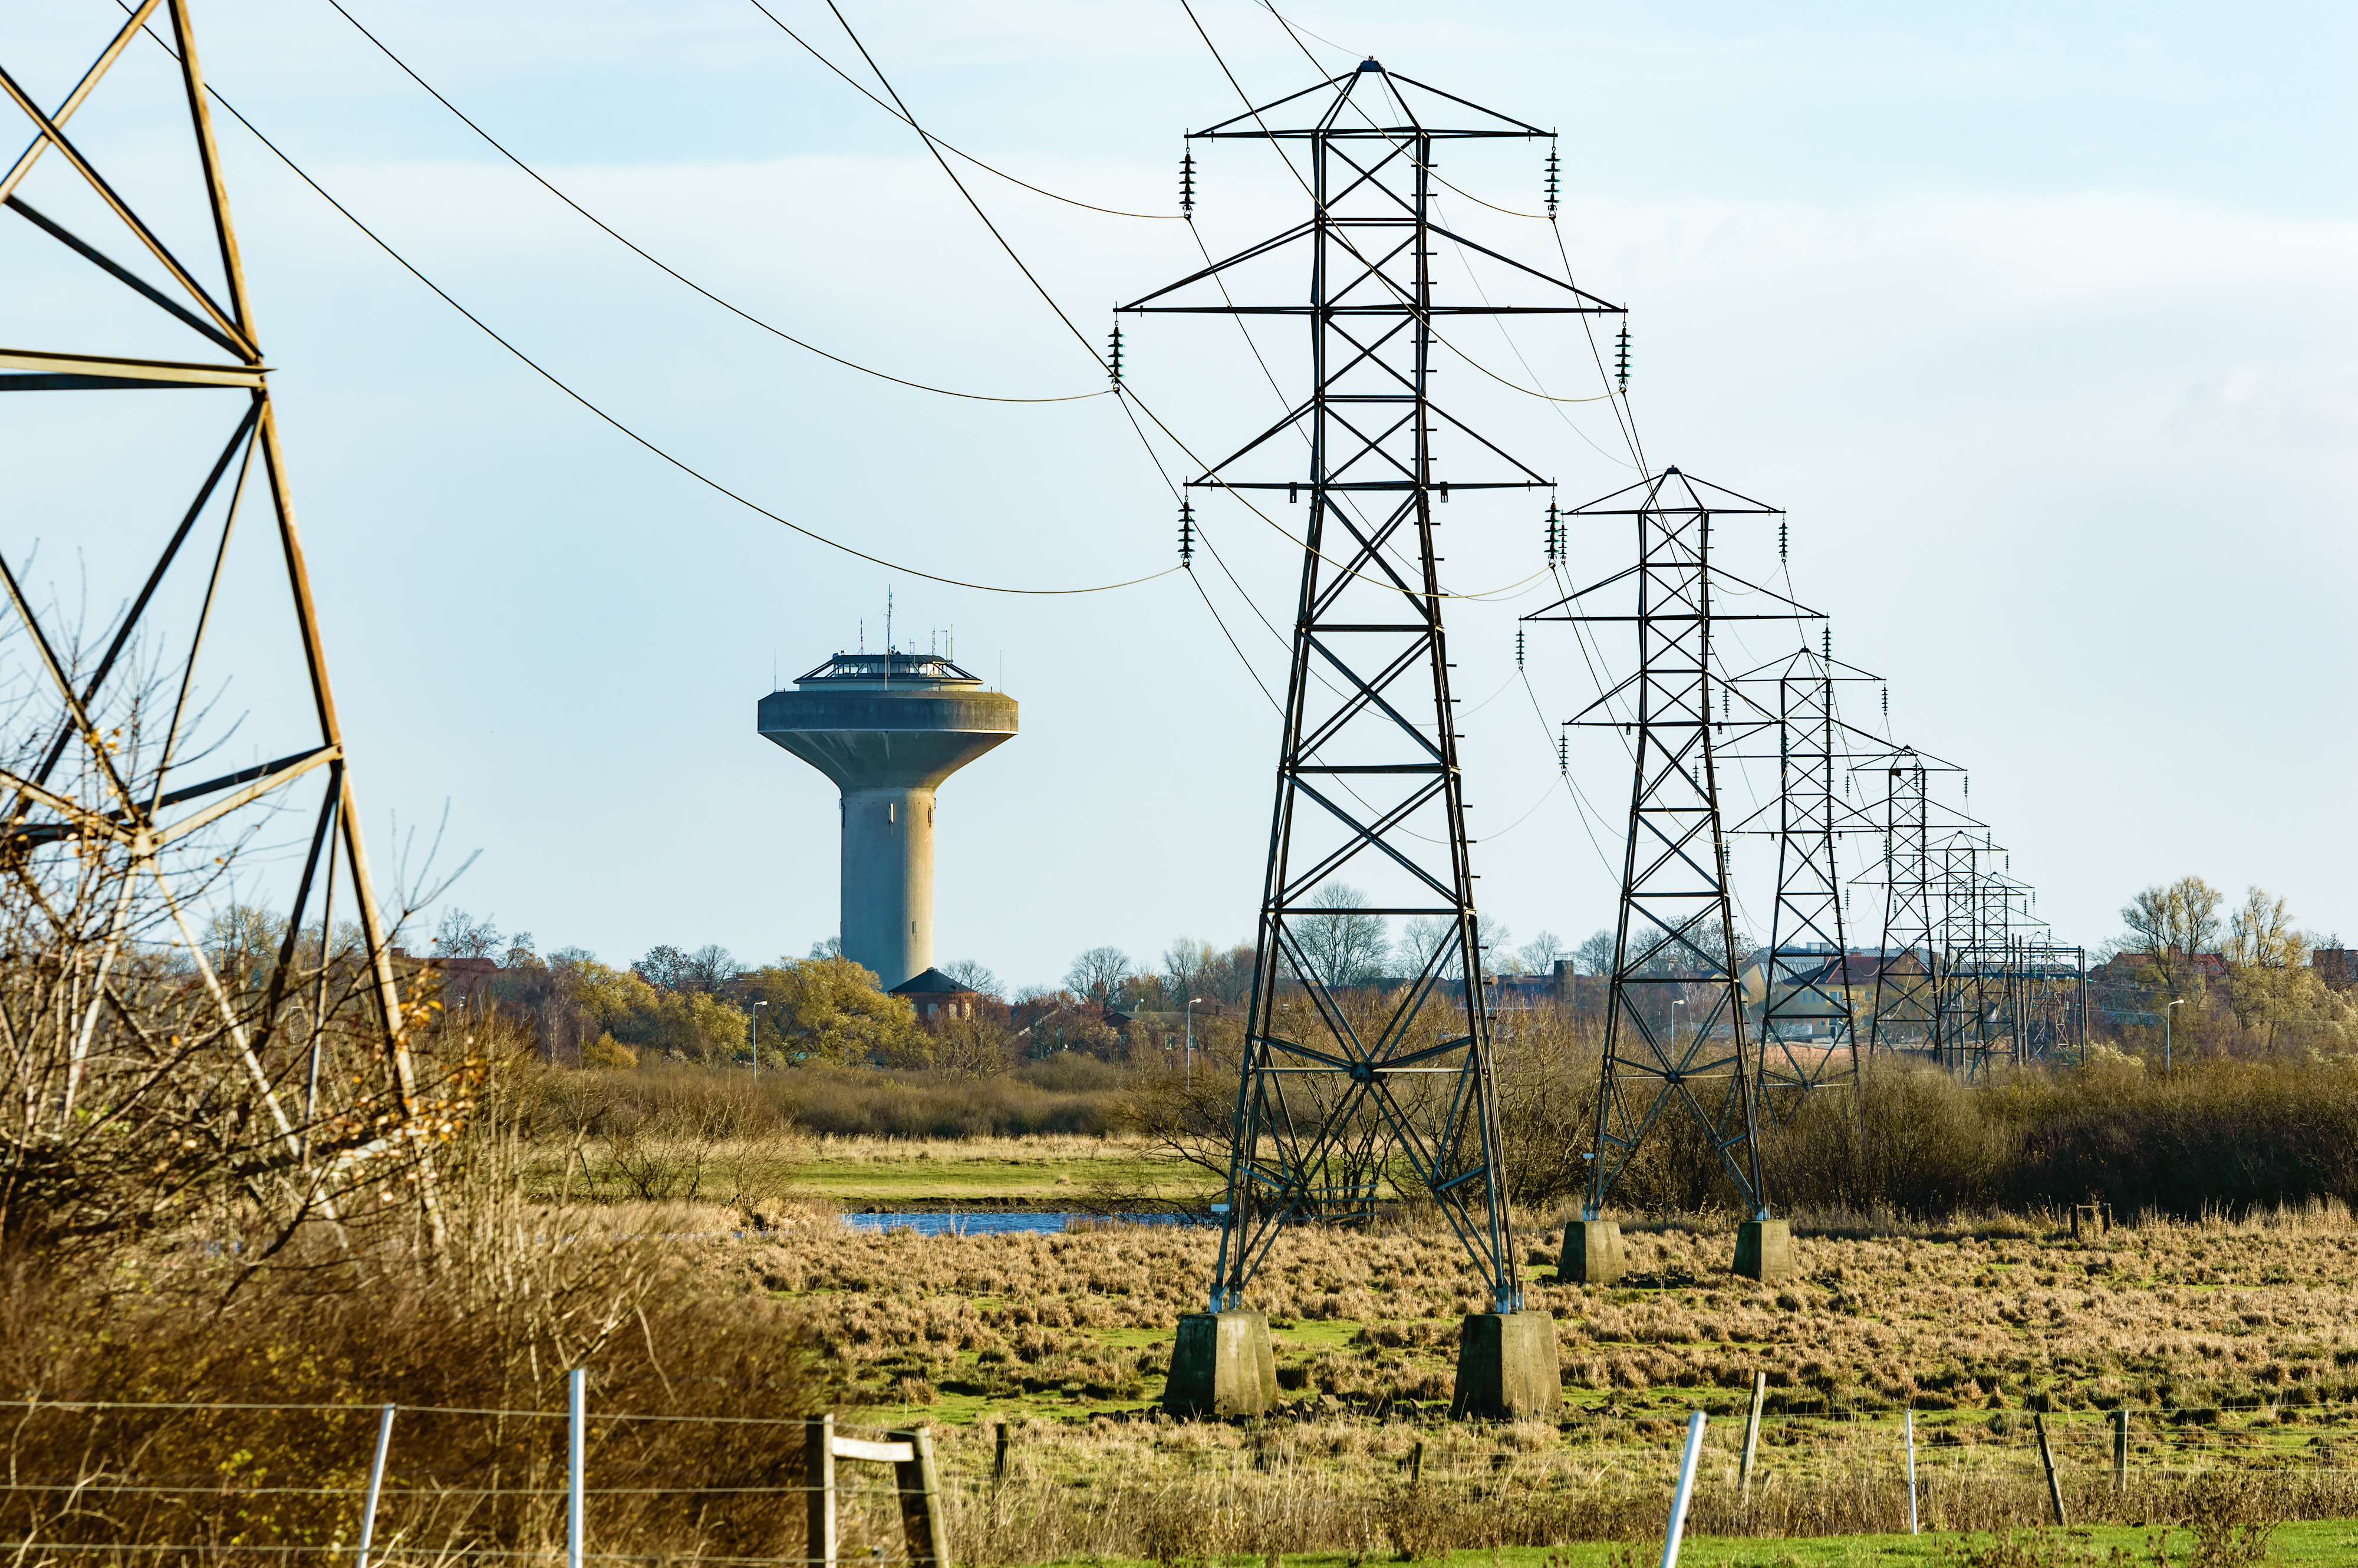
[582,1032,638,1069]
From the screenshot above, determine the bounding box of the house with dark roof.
[889,967,982,1021]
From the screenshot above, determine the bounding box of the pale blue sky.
[5,1,2353,986]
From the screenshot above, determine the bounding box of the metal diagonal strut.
[1,1,443,1244]
[1124,61,1618,1316]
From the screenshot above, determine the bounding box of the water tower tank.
[758,651,1016,989]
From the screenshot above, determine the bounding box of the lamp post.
[2164,997,2186,1073]
[1184,997,1204,1089]
[751,999,766,1078]
[1672,996,1687,1043]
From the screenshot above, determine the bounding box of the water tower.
[758,651,1017,989]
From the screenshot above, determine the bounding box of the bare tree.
[1161,937,1217,1006]
[1391,910,1507,981]
[681,944,739,987]
[1575,928,1616,976]
[436,907,502,960]
[0,656,459,1254]
[1295,885,1391,987]
[943,959,1002,998]
[1517,929,1563,976]
[1065,946,1135,999]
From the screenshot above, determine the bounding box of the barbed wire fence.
[6,1383,2356,1563]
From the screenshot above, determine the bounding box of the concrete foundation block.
[1450,1312,1563,1419]
[1734,1218,1796,1282]
[1558,1219,1625,1284]
[1163,1310,1277,1417]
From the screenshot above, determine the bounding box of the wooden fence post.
[891,1426,953,1568]
[2034,1412,2067,1526]
[2112,1408,2129,1495]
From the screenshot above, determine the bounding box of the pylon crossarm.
[1122,220,1319,309]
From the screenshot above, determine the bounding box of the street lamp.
[751,1000,766,1078]
[2164,997,2187,1073]
[1185,997,1204,1089]
[1672,997,1687,1040]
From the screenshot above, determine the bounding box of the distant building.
[888,967,982,1021]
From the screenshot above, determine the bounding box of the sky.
[3,1,2353,990]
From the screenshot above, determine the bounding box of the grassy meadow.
[35,1055,2358,1563]
[493,1116,2358,1563]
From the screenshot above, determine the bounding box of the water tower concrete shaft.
[758,653,1016,989]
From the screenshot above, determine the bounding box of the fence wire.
[6,1395,2355,1563]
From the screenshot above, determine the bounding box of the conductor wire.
[745,0,1181,222]
[123,12,1174,597]
[323,0,1108,404]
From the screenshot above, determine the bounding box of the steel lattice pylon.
[1122,61,1618,1313]
[1529,468,1804,1221]
[1726,642,1881,1128]
[1,3,437,1236]
[1862,753,1942,1059]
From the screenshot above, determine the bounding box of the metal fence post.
[1903,1409,1919,1535]
[1661,1412,1705,1568]
[567,1368,586,1568]
[807,1413,837,1568]
[1739,1371,1764,1503]
[357,1404,395,1568]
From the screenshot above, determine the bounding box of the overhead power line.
[321,0,1105,405]
[118,12,1173,597]
[742,0,1183,222]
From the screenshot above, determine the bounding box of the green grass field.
[1034,1527,2355,1566]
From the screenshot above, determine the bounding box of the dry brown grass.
[731,1201,2358,1422]
[700,1203,2358,1558]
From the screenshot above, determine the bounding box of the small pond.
[840,1211,1187,1237]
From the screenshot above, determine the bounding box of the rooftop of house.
[890,967,979,996]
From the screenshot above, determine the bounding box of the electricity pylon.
[1526,469,1809,1221]
[1853,747,1967,1066]
[1122,60,1619,1315]
[0,2,439,1236]
[1724,641,1882,1129]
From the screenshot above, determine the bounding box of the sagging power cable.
[118,9,1173,597]
[321,0,1105,405]
[743,0,1181,222]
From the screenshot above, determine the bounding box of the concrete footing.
[1451,1311,1563,1419]
[1163,1309,1277,1417]
[1734,1218,1796,1282]
[1558,1219,1625,1284]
